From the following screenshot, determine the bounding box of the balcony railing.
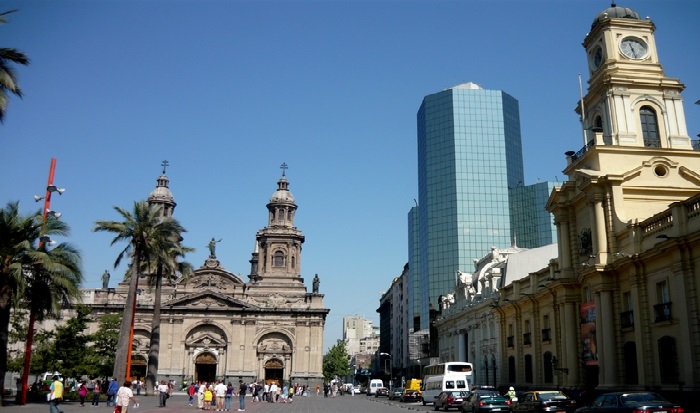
[541,328,551,342]
[507,336,514,348]
[654,302,672,322]
[644,138,662,148]
[620,310,634,329]
[523,333,532,346]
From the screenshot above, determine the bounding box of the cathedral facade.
[82,170,329,387]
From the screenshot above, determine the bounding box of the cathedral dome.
[270,176,295,204]
[148,175,174,202]
[592,3,641,28]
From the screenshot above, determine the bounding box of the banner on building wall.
[580,302,598,366]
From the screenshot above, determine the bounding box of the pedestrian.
[92,380,101,406]
[203,385,213,411]
[116,381,138,413]
[225,382,234,411]
[268,382,278,403]
[215,380,227,411]
[78,380,88,406]
[316,384,320,397]
[237,380,247,411]
[49,375,64,413]
[262,383,269,402]
[507,386,517,402]
[188,382,196,406]
[106,378,120,407]
[197,381,206,409]
[158,380,169,407]
[288,384,294,403]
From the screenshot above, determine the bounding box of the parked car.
[513,391,577,413]
[574,392,684,413]
[402,389,422,403]
[463,390,513,413]
[435,390,470,411]
[390,387,405,400]
[375,387,389,397]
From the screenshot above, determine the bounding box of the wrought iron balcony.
[620,310,634,329]
[653,302,672,322]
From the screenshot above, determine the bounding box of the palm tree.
[0,10,30,123]
[93,201,186,382]
[0,202,83,402]
[0,201,38,399]
[144,241,193,395]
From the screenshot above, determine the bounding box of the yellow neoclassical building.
[436,3,699,401]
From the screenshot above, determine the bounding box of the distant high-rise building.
[509,181,558,248]
[343,315,374,355]
[415,82,525,330]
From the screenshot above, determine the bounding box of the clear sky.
[2,0,699,353]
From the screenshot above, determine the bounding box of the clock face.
[592,47,603,69]
[620,37,648,59]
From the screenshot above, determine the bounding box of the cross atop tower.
[161,160,169,175]
[280,162,288,177]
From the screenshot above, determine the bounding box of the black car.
[463,390,512,413]
[435,391,470,411]
[390,388,405,401]
[513,391,577,413]
[375,387,389,397]
[574,392,684,413]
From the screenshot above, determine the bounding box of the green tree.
[322,340,351,382]
[0,10,30,123]
[87,313,121,380]
[93,201,186,382]
[51,305,92,379]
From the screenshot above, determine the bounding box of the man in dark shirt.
[237,380,247,411]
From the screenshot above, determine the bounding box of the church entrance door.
[195,352,217,383]
[264,358,284,385]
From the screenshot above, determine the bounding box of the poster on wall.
[580,301,598,365]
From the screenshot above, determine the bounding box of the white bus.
[422,362,474,386]
[420,374,469,405]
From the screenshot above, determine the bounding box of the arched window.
[291,256,296,269]
[273,251,286,267]
[508,356,516,383]
[658,336,679,383]
[543,352,553,383]
[640,106,661,147]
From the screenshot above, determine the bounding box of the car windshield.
[480,391,500,397]
[621,393,667,406]
[538,392,568,400]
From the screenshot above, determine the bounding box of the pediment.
[185,331,227,348]
[163,291,259,310]
[178,259,245,292]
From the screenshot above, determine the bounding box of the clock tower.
[580,3,691,149]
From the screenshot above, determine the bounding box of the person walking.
[106,378,120,407]
[92,380,101,406]
[215,380,227,411]
[237,380,247,412]
[203,385,213,411]
[197,381,206,409]
[116,381,137,413]
[49,375,64,413]
[158,380,169,407]
[225,383,234,411]
[188,382,196,406]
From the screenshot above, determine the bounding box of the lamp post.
[20,158,63,405]
[380,353,392,393]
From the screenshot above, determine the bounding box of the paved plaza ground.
[0,394,431,413]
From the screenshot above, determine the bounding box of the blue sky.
[2,0,699,352]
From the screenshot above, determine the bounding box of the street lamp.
[380,353,392,393]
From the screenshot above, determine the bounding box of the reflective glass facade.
[416,84,524,330]
[509,181,558,248]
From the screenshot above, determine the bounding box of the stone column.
[591,196,608,262]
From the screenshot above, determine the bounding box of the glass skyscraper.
[415,82,524,330]
[509,181,558,248]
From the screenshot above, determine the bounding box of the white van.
[367,379,384,396]
[421,374,469,405]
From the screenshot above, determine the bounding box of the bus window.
[446,380,454,389]
[456,380,466,389]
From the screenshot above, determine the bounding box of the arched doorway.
[195,352,217,383]
[264,358,284,385]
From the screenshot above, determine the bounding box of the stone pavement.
[0,394,430,413]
